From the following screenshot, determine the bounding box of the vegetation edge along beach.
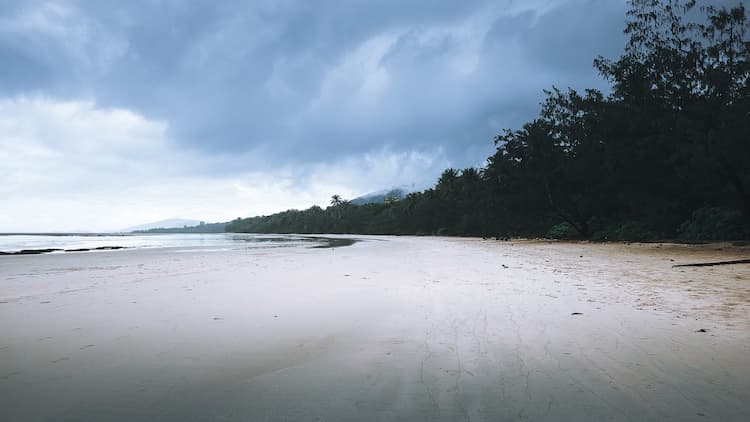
[157,1,748,243]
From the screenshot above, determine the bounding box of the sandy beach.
[1,236,749,421]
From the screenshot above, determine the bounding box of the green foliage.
[224,1,749,241]
[591,221,660,242]
[677,207,745,240]
[225,167,495,237]
[545,223,581,239]
[330,195,343,207]
[350,189,408,205]
[137,222,226,234]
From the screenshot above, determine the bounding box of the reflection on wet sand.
[1,237,748,421]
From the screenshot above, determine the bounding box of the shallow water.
[0,233,346,254]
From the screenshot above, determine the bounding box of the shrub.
[677,207,745,241]
[591,221,659,242]
[546,222,581,239]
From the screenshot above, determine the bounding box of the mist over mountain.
[350,186,418,205]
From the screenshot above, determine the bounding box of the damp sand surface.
[1,237,749,421]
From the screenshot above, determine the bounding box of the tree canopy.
[227,1,750,241]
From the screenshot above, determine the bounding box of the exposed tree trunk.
[542,177,589,236]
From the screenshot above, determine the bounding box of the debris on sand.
[673,259,750,268]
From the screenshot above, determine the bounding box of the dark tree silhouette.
[226,1,749,241]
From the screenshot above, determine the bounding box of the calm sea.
[0,233,346,254]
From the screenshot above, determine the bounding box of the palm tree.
[330,194,343,207]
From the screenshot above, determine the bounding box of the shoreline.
[0,233,360,255]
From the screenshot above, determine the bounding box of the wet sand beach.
[1,236,749,421]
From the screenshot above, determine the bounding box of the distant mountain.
[138,221,226,234]
[350,187,415,205]
[123,218,202,232]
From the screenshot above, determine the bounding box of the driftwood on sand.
[673,258,750,268]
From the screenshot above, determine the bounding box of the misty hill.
[137,221,226,234]
[124,218,202,232]
[350,188,411,205]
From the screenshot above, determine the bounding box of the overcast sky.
[0,0,629,231]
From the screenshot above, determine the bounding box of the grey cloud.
[1,0,630,175]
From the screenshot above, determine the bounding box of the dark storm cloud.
[0,0,629,171]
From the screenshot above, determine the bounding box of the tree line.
[227,1,749,241]
[137,222,226,234]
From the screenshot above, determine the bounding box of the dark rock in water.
[64,246,127,252]
[1,246,128,255]
[571,312,583,315]
[1,246,129,256]
[0,248,62,255]
[310,237,358,249]
[696,328,708,333]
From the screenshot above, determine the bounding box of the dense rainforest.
[137,222,226,234]
[227,0,750,241]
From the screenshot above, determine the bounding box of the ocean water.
[0,233,344,254]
